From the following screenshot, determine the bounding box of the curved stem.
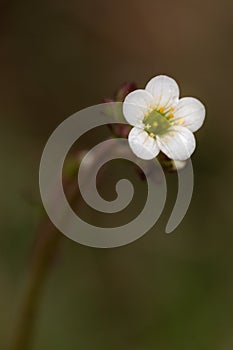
[9,143,117,350]
[9,164,81,350]
[10,222,61,350]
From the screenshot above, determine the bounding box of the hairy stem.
[9,141,131,350]
[10,221,61,350]
[10,139,133,350]
[10,162,81,350]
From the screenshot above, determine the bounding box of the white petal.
[145,75,179,109]
[173,97,205,132]
[157,126,196,160]
[123,89,154,127]
[128,127,160,160]
[172,160,187,171]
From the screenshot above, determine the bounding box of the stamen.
[179,119,185,125]
[170,106,175,111]
[143,109,170,136]
[168,113,174,119]
[159,107,164,113]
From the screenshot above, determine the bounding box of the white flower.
[123,75,205,161]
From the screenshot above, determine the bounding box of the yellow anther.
[168,113,174,119]
[169,132,174,136]
[179,119,185,125]
[170,106,175,111]
[153,122,158,127]
[150,133,155,138]
[159,107,164,113]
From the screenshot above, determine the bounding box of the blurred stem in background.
[10,222,61,350]
[9,159,81,350]
[9,139,131,350]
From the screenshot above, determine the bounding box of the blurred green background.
[0,0,233,349]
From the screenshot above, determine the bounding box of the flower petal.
[172,160,187,171]
[128,127,160,160]
[145,75,179,109]
[173,97,205,132]
[123,89,154,127]
[157,126,196,160]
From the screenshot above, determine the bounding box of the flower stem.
[9,152,101,349]
[9,141,132,350]
[9,221,62,350]
[9,159,81,350]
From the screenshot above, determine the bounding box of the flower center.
[143,109,170,138]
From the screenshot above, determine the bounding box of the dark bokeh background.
[1,0,233,349]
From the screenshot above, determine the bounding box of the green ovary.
[143,110,170,137]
